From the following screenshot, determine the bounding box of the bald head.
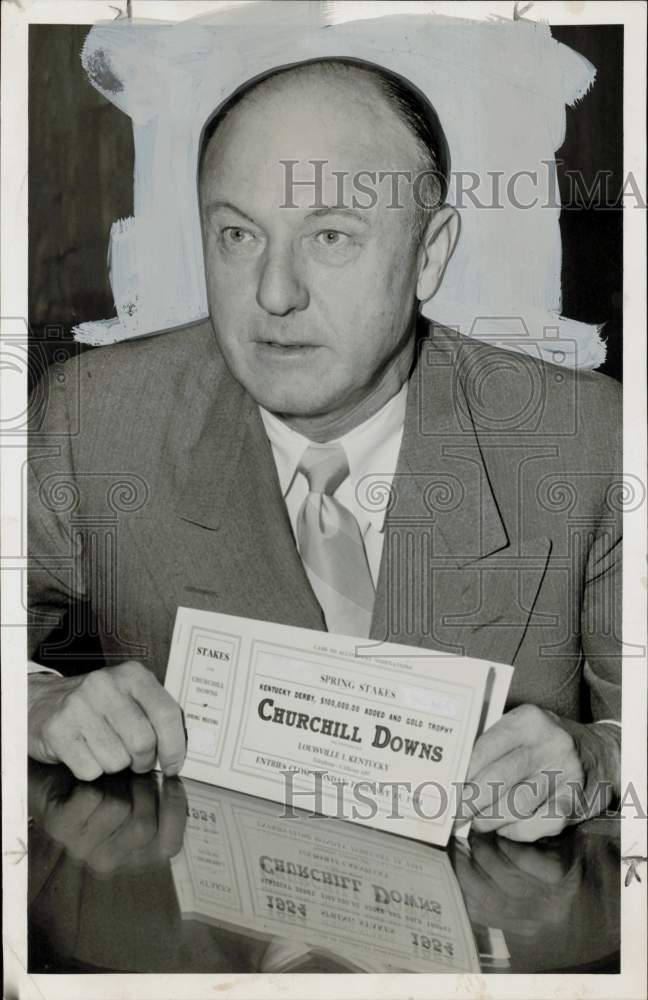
[199,58,448,227]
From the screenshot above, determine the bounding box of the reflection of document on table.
[165,608,513,847]
[171,779,481,973]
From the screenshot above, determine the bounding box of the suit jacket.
[28,318,622,723]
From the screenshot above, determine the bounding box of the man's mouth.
[258,340,319,352]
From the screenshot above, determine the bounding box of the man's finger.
[82,715,132,775]
[128,672,186,775]
[469,766,551,834]
[463,747,536,820]
[80,668,158,774]
[466,705,546,780]
[496,809,570,843]
[105,698,158,774]
[52,732,104,783]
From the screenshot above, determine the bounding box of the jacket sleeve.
[580,487,622,725]
[28,356,88,663]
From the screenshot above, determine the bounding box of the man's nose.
[256,245,309,316]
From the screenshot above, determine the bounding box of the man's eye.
[222,226,255,245]
[314,230,349,247]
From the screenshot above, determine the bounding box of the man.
[28,58,621,840]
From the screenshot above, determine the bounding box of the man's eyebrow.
[205,201,370,227]
[204,200,258,226]
[305,207,370,226]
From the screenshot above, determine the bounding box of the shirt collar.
[259,383,408,531]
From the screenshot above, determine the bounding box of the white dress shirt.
[259,383,408,586]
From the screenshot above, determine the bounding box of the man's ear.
[416,205,460,303]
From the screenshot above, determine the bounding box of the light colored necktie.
[296,442,375,637]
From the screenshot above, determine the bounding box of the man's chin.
[246,380,341,420]
[257,393,335,420]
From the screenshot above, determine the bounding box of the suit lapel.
[370,328,549,666]
[174,355,250,533]
[173,365,325,630]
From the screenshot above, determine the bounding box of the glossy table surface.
[28,762,620,975]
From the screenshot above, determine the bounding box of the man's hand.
[460,704,620,842]
[28,661,186,781]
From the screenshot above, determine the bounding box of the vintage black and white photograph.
[1,1,646,998]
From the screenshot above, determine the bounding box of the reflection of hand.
[460,705,620,841]
[28,661,186,780]
[451,834,583,938]
[28,764,187,877]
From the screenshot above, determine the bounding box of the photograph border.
[2,2,646,998]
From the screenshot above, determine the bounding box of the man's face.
[199,70,426,419]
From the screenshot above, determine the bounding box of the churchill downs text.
[258,697,444,761]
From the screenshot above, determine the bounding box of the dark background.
[552,25,623,384]
[28,24,624,386]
